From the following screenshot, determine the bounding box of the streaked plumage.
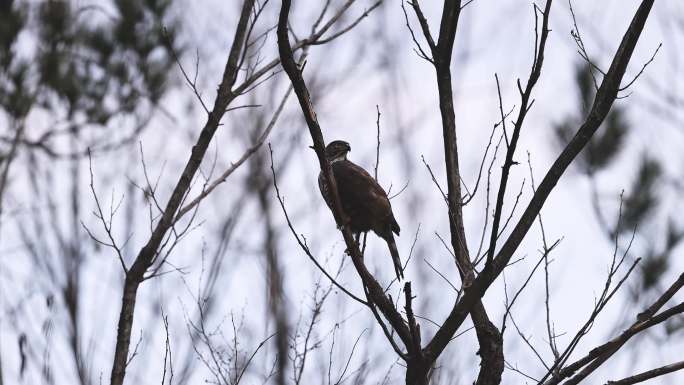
[317,140,403,280]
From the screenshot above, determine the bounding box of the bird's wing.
[340,161,401,235]
[332,161,395,219]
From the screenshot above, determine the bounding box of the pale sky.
[1,1,683,384]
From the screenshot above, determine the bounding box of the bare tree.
[275,0,683,384]
[100,1,384,384]
[2,1,683,385]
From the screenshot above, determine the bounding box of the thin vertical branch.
[109,1,256,384]
[425,0,655,367]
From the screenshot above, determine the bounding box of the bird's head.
[315,140,351,163]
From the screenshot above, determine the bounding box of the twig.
[501,239,560,335]
[485,1,552,266]
[423,259,459,293]
[618,42,662,92]
[312,1,383,46]
[175,84,293,221]
[461,111,506,205]
[85,150,128,273]
[401,1,434,63]
[568,0,603,90]
[235,333,277,384]
[374,105,381,180]
[421,156,448,205]
[334,329,368,385]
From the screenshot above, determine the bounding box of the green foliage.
[35,0,178,115]
[585,111,628,171]
[0,0,25,67]
[554,63,628,174]
[0,0,32,119]
[619,156,661,234]
[556,62,682,317]
[640,252,668,290]
[633,219,683,307]
[0,0,181,153]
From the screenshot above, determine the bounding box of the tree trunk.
[109,276,140,385]
[406,358,431,385]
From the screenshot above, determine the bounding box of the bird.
[316,140,403,281]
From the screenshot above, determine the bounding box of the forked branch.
[424,0,655,366]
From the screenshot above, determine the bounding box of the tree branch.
[606,360,684,385]
[277,0,413,353]
[412,2,504,383]
[424,0,655,367]
[109,2,256,384]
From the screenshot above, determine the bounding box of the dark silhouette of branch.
[232,0,383,97]
[568,0,603,90]
[486,1,552,267]
[108,2,257,384]
[407,1,504,383]
[401,1,434,63]
[619,42,662,92]
[538,200,639,382]
[277,0,414,364]
[461,110,504,205]
[311,1,382,46]
[103,0,380,383]
[425,0,656,368]
[605,360,684,385]
[501,239,560,335]
[542,271,684,384]
[83,151,128,273]
[175,85,293,221]
[637,272,684,321]
[563,301,684,385]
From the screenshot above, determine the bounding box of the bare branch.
[374,105,381,180]
[277,0,413,352]
[311,1,382,46]
[109,2,258,384]
[568,0,603,90]
[486,1,552,266]
[0,122,24,223]
[401,1,435,64]
[606,360,684,385]
[618,42,662,92]
[175,84,293,221]
[425,0,655,362]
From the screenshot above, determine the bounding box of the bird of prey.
[316,140,403,281]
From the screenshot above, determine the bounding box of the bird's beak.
[308,145,315,150]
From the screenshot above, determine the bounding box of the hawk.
[316,140,403,281]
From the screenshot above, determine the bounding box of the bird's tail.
[386,235,404,281]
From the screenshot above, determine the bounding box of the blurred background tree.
[0,1,179,384]
[554,62,684,337]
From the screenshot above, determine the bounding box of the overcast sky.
[2,1,683,384]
